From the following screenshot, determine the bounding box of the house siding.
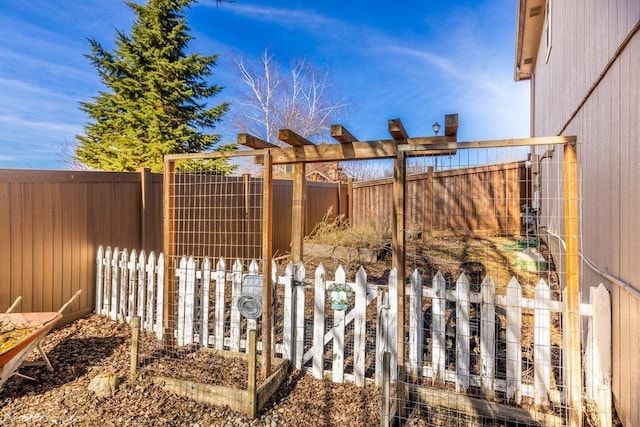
[528,1,640,424]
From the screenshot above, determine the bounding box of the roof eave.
[514,0,546,81]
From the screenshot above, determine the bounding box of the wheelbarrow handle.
[5,296,22,313]
[58,290,82,314]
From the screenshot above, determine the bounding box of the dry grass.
[305,207,391,252]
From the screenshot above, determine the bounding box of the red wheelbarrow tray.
[0,312,63,382]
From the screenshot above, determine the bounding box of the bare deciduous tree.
[231,48,350,146]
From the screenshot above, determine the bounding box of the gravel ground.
[0,315,381,427]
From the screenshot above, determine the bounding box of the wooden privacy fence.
[352,161,529,235]
[95,247,610,411]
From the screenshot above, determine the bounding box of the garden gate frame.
[164,116,580,425]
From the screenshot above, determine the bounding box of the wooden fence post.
[262,150,274,378]
[139,167,154,252]
[563,142,582,427]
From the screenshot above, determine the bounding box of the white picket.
[145,251,156,333]
[126,250,137,322]
[200,257,211,347]
[431,271,446,383]
[177,256,197,346]
[95,246,104,315]
[534,278,551,405]
[506,277,522,404]
[282,261,295,361]
[313,264,326,379]
[332,265,347,384]
[375,288,389,385]
[155,252,164,340]
[408,268,423,379]
[137,251,147,322]
[353,266,367,387]
[214,258,226,350]
[456,273,470,392]
[480,275,496,396]
[387,267,398,382]
[294,263,306,369]
[110,248,120,321]
[246,259,260,333]
[102,246,112,317]
[119,249,129,322]
[230,259,242,352]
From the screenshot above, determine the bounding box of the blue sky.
[0,0,529,170]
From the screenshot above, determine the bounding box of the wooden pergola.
[165,117,580,424]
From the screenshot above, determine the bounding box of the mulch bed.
[0,315,381,427]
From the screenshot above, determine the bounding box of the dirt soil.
[0,315,380,427]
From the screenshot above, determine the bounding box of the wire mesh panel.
[132,154,276,410]
[389,144,590,426]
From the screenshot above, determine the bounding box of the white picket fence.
[95,246,165,339]
[95,246,609,409]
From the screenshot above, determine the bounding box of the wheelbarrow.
[0,290,81,387]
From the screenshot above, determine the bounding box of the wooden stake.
[380,352,390,427]
[563,143,582,427]
[261,152,273,378]
[130,316,140,381]
[247,329,258,418]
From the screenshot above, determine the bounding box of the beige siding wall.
[530,1,640,423]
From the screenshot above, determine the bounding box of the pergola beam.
[444,113,459,137]
[238,133,278,149]
[330,125,358,144]
[388,118,409,140]
[165,135,575,164]
[278,129,315,147]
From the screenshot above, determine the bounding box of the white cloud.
[0,115,82,135]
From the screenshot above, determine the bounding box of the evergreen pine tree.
[75,0,233,173]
